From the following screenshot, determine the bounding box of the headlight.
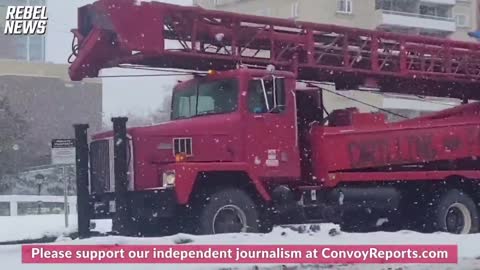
[162,171,176,187]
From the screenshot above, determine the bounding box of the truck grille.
[90,140,111,194]
[174,138,193,156]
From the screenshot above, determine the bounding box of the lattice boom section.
[69,0,480,98]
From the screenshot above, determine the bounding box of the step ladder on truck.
[69,0,480,238]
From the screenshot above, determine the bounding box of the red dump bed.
[311,102,480,186]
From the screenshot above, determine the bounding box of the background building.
[0,60,102,168]
[0,0,106,198]
[0,60,102,197]
[0,0,102,169]
[195,0,478,41]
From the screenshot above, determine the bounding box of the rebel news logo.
[4,6,47,35]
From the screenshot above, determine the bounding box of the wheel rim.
[212,204,248,234]
[444,203,472,234]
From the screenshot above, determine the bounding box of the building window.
[376,0,392,10]
[0,5,6,24]
[420,4,450,18]
[291,2,299,18]
[337,0,352,14]
[213,0,242,7]
[14,37,28,60]
[455,14,470,27]
[248,78,286,114]
[29,36,45,61]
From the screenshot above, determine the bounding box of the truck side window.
[248,80,268,114]
[176,89,197,118]
[271,78,286,112]
[248,78,286,114]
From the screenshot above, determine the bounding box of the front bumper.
[89,189,178,220]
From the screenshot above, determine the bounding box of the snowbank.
[0,215,111,243]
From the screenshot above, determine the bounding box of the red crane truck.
[70,0,480,238]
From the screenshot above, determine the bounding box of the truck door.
[244,76,301,179]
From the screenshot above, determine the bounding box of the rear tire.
[192,188,270,235]
[426,189,479,234]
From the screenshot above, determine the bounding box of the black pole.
[111,117,130,235]
[74,124,90,239]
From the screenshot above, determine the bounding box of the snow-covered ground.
[1,215,480,269]
[0,215,111,243]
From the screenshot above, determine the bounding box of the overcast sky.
[46,0,194,118]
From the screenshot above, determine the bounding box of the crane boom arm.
[69,0,480,99]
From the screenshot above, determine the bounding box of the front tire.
[193,188,268,235]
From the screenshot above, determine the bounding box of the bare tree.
[151,95,172,124]
[101,113,154,131]
[0,96,28,193]
[100,95,172,131]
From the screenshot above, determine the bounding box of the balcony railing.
[378,9,455,22]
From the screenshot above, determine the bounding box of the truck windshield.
[171,79,239,120]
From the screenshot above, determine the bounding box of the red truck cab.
[88,68,311,235]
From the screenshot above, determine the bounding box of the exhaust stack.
[74,124,90,239]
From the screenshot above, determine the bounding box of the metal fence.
[0,195,76,216]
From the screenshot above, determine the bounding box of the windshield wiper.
[172,111,221,120]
